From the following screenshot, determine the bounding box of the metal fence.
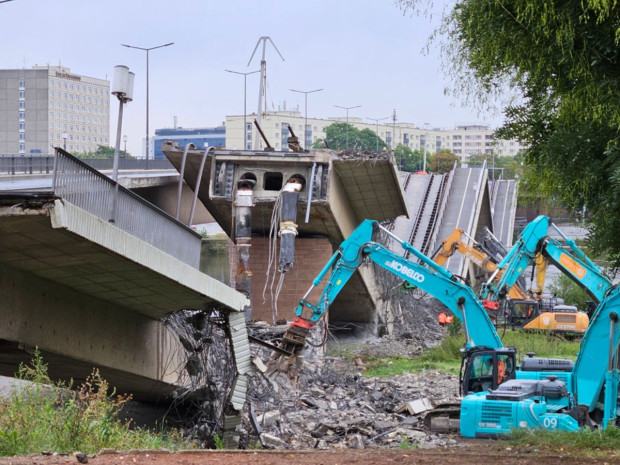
[52,148,201,268]
[0,156,55,175]
[0,155,174,174]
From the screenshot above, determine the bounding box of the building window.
[18,143,25,152]
[18,90,25,99]
[18,78,25,89]
[19,101,25,109]
[18,133,25,141]
[19,122,25,130]
[18,112,25,120]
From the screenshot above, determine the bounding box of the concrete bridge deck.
[0,152,249,403]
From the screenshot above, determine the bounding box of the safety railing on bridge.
[0,154,174,174]
[52,148,202,268]
[0,155,54,175]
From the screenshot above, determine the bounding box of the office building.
[152,126,226,159]
[0,66,109,155]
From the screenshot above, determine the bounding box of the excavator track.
[424,403,462,433]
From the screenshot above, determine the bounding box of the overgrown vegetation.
[356,329,581,377]
[509,427,620,456]
[547,275,592,309]
[0,350,193,456]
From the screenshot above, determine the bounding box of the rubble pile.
[241,323,461,450]
[242,354,460,449]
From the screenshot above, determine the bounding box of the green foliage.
[398,436,420,449]
[499,329,581,359]
[429,149,460,173]
[355,329,580,378]
[403,0,620,265]
[79,145,133,159]
[447,317,463,337]
[212,433,224,450]
[547,275,592,309]
[509,427,620,456]
[395,145,427,172]
[312,122,387,152]
[0,349,193,456]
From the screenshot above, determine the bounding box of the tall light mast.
[247,36,284,150]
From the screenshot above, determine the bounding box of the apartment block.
[225,111,527,159]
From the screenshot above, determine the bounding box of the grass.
[0,349,195,456]
[347,329,582,378]
[508,427,620,456]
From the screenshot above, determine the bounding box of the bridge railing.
[0,155,54,175]
[52,148,202,268]
[0,155,174,174]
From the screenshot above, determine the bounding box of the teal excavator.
[268,216,618,437]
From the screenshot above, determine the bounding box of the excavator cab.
[460,347,517,395]
[498,299,541,328]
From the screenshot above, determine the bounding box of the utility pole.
[423,122,430,172]
[392,109,398,168]
[247,36,284,150]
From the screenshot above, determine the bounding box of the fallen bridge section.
[162,144,409,336]
[0,193,248,401]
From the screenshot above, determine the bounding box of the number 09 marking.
[543,417,558,429]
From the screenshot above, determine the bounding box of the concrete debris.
[252,356,268,373]
[403,398,433,415]
[240,324,461,450]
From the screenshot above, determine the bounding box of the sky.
[0,0,506,157]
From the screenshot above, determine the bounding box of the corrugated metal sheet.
[227,311,251,411]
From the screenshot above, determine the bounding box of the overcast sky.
[1,0,506,156]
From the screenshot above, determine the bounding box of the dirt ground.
[2,443,619,465]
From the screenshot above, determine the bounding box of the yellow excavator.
[432,228,590,336]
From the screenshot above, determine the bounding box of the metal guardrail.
[52,148,202,268]
[0,156,54,175]
[0,155,174,174]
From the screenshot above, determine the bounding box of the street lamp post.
[334,104,361,148]
[110,65,134,222]
[424,122,430,172]
[123,134,127,157]
[290,88,323,149]
[367,116,389,153]
[62,133,68,151]
[226,69,260,150]
[121,42,174,169]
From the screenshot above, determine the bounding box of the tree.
[312,123,388,152]
[80,145,132,159]
[399,0,620,265]
[430,149,459,174]
[394,145,427,172]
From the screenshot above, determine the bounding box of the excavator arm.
[481,216,611,307]
[572,289,620,426]
[432,228,531,301]
[270,220,503,379]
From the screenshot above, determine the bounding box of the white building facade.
[225,111,526,159]
[0,66,109,155]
